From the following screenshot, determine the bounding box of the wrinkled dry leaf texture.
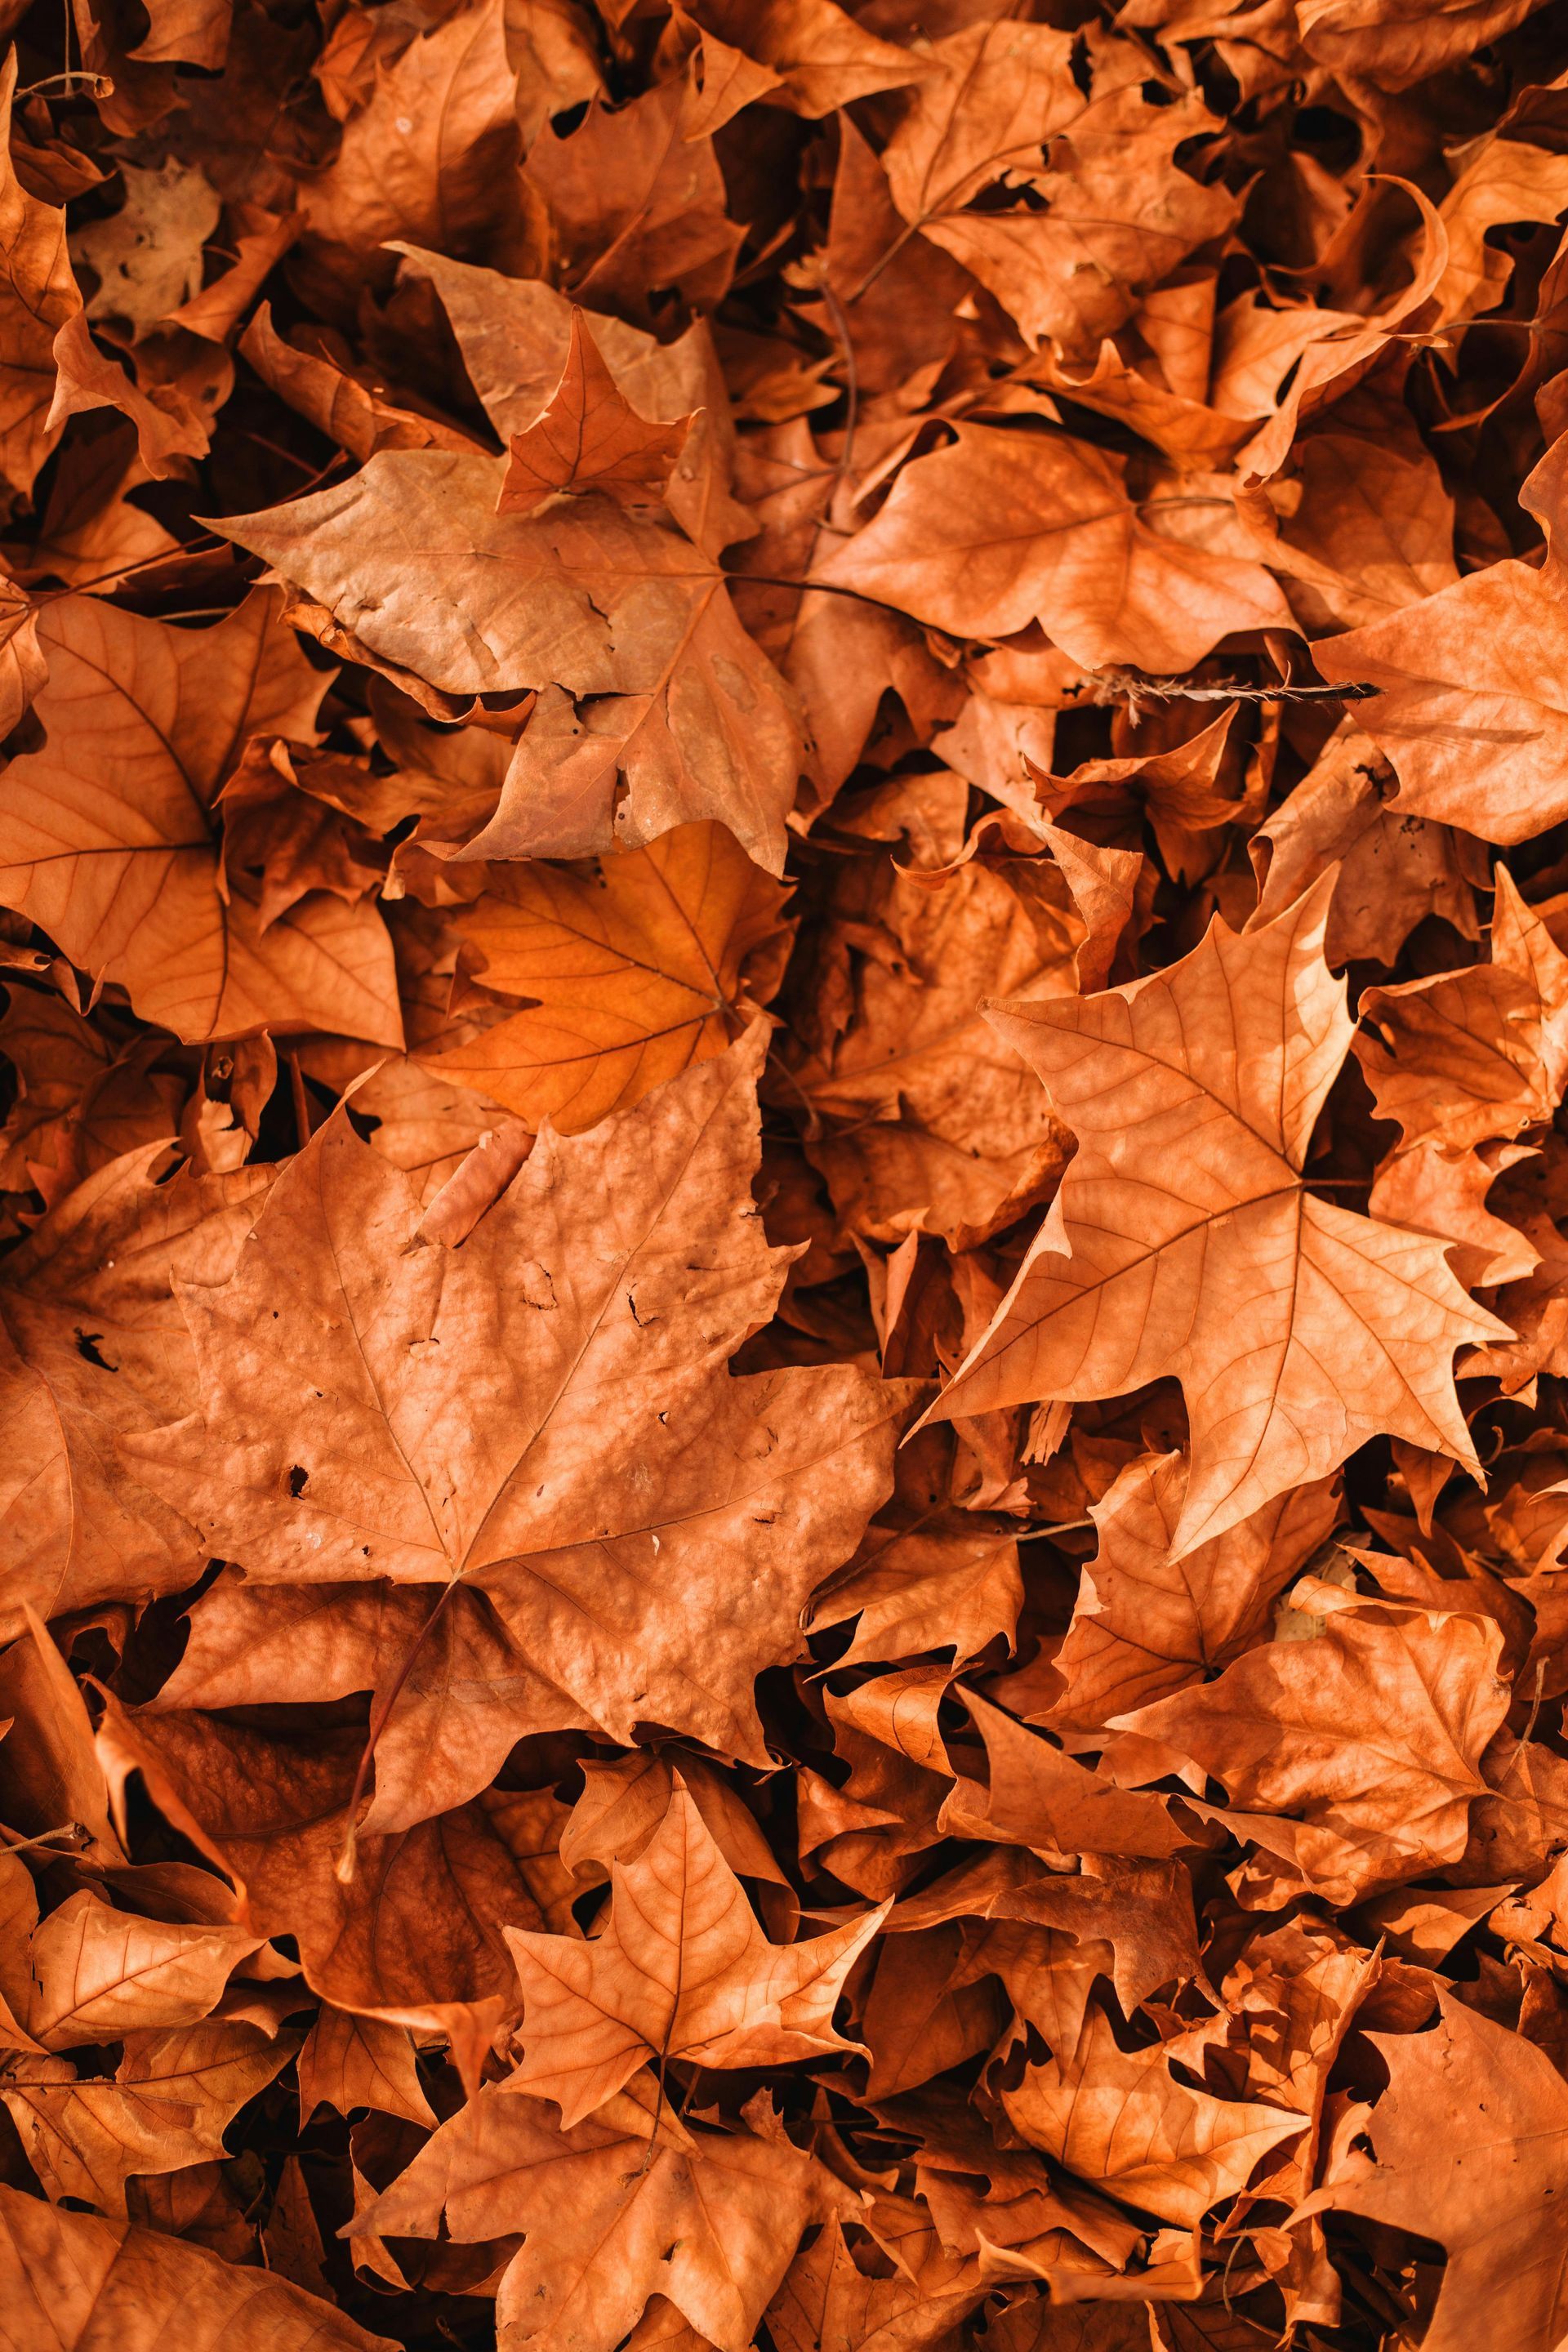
[352,2075,852,2350]
[2,2,1568,2343]
[0,591,402,1045]
[505,1782,883,2123]
[936,886,1505,1552]
[220,452,803,873]
[432,820,792,1131]
[137,1034,909,1760]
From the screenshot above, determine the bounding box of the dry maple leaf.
[393,243,753,560]
[0,2180,398,2350]
[816,425,1290,674]
[217,738,388,932]
[296,2005,435,2129]
[351,2074,853,2351]
[2,1,1568,2336]
[498,308,695,517]
[430,820,792,1132]
[876,21,1234,359]
[505,1780,884,2125]
[1316,439,1568,843]
[1230,185,1450,483]
[728,428,958,813]
[1300,1989,1568,2352]
[297,0,525,302]
[930,884,1508,1554]
[808,1521,1023,1667]
[1435,136,1568,327]
[1047,1454,1340,1735]
[766,2207,985,2352]
[777,819,1078,1247]
[944,1689,1189,1865]
[1355,864,1568,1283]
[238,298,482,464]
[136,1031,912,1758]
[1297,0,1547,88]
[559,1750,786,1893]
[73,158,221,337]
[1002,2006,1306,2230]
[217,452,803,873]
[100,1695,559,2071]
[0,990,180,1205]
[688,0,922,116]
[2,2020,298,2212]
[1356,866,1568,1155]
[1119,1576,1512,1904]
[0,590,402,1046]
[0,1144,269,1638]
[523,73,742,325]
[0,53,84,501]
[804,109,974,397]
[1249,721,1484,969]
[145,1566,590,1830]
[23,1891,265,2048]
[1279,434,1459,630]
[874,18,1085,238]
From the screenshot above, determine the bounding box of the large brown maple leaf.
[931,884,1508,1553]
[136,1031,913,1757]
[352,2074,853,2352]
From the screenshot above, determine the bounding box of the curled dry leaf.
[816,425,1290,674]
[2,3,1568,2342]
[23,1891,265,2047]
[1120,1578,1512,1904]
[1002,2006,1307,2229]
[1317,439,1568,843]
[2,2020,299,2212]
[1047,1454,1341,1734]
[1301,1991,1568,2352]
[0,2181,398,2350]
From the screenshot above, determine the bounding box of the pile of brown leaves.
[7,0,1568,2344]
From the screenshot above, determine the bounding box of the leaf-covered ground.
[2,0,1568,2345]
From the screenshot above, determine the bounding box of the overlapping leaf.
[0,2,1566,2343]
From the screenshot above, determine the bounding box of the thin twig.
[1500,1658,1548,1787]
[0,1822,83,1856]
[30,536,227,606]
[18,69,109,97]
[1089,667,1381,715]
[724,570,913,611]
[817,278,859,485]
